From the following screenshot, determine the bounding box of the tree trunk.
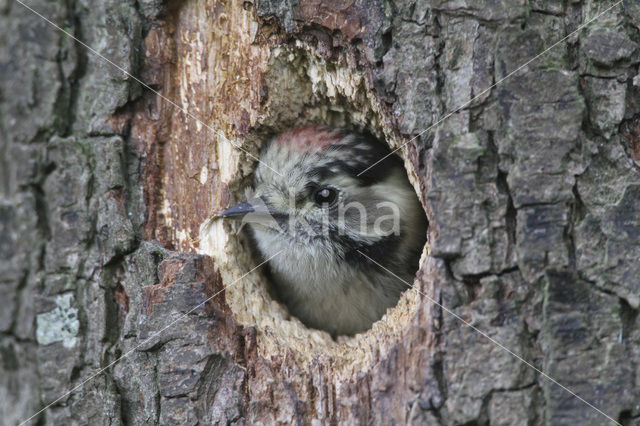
[2,0,640,424]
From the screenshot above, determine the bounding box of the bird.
[215,126,427,336]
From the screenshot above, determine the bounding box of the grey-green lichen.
[36,293,80,348]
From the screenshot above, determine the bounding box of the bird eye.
[312,186,338,207]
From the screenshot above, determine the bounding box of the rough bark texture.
[1,0,640,425]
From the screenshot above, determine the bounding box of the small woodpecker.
[216,126,427,336]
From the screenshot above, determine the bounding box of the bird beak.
[215,199,263,219]
[214,197,285,226]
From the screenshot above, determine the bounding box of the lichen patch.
[36,293,80,349]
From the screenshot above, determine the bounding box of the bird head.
[213,125,428,335]
[216,126,423,251]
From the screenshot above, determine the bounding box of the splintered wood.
[133,0,432,382]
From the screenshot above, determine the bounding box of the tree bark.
[1,0,640,425]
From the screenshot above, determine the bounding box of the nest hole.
[199,45,430,374]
